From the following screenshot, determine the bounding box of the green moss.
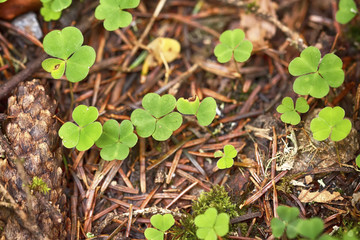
[192,185,238,218]
[171,185,238,240]
[171,212,197,240]
[29,176,51,194]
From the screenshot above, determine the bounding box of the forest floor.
[0,0,359,239]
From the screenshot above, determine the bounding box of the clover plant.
[194,207,230,240]
[144,214,175,240]
[288,46,344,98]
[271,206,300,239]
[176,96,217,126]
[40,0,72,21]
[95,120,138,161]
[130,93,183,141]
[214,144,237,169]
[214,29,253,63]
[336,0,358,24]
[310,106,352,142]
[58,105,102,151]
[276,97,309,125]
[95,0,140,31]
[271,206,337,240]
[42,26,96,83]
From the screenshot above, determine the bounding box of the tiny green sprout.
[276,97,309,125]
[95,119,138,161]
[144,214,175,240]
[85,232,95,239]
[214,144,237,169]
[356,155,360,168]
[40,0,72,21]
[95,0,140,31]
[310,106,352,141]
[30,176,51,194]
[214,29,253,63]
[0,0,8,3]
[194,207,230,240]
[131,93,182,141]
[58,105,102,151]
[288,46,344,98]
[271,206,300,239]
[297,218,324,240]
[176,96,217,126]
[42,26,96,82]
[336,0,358,24]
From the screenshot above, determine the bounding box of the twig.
[0,53,47,100]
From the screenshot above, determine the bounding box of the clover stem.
[335,142,342,167]
[232,58,244,87]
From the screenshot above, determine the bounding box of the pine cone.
[0,79,68,239]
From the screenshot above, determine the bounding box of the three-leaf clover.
[176,96,217,126]
[194,207,230,240]
[271,206,300,239]
[144,214,175,240]
[276,97,309,125]
[95,119,138,161]
[214,145,237,169]
[42,26,96,82]
[214,29,253,63]
[58,105,102,151]
[289,46,344,98]
[310,106,352,141]
[336,0,358,24]
[95,0,140,31]
[131,93,183,141]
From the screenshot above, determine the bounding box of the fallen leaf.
[298,189,343,203]
[239,0,277,48]
[145,37,181,67]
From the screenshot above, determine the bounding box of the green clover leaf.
[40,2,62,21]
[271,206,300,239]
[276,97,309,125]
[196,97,217,126]
[142,93,176,119]
[95,119,138,161]
[214,145,237,169]
[336,0,358,24]
[95,0,140,31]
[297,218,324,240]
[42,26,96,82]
[214,29,253,63]
[176,97,200,115]
[195,208,230,240]
[144,228,163,240]
[144,214,175,240]
[310,106,352,142]
[176,97,217,126]
[58,105,102,151]
[130,93,182,141]
[356,155,360,168]
[289,46,344,98]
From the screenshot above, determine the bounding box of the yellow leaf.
[145,37,181,67]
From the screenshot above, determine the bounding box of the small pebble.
[11,12,43,40]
